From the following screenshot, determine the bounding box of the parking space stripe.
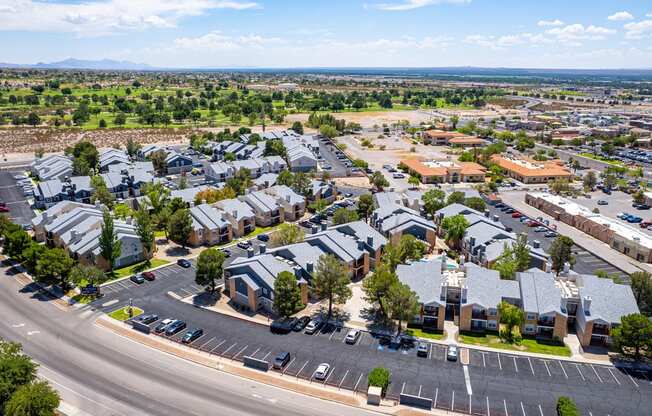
[261,351,271,361]
[482,352,486,367]
[463,365,473,395]
[249,347,260,357]
[512,356,518,372]
[281,357,296,375]
[451,390,455,412]
[199,336,216,349]
[434,388,438,408]
[222,342,237,356]
[338,370,349,389]
[590,365,603,383]
[527,357,535,375]
[428,344,432,359]
[538,404,544,416]
[624,369,639,387]
[575,364,586,382]
[468,394,472,414]
[353,372,364,391]
[210,340,226,354]
[233,345,248,359]
[504,399,509,416]
[324,366,335,384]
[487,396,491,416]
[542,360,551,377]
[558,361,568,379]
[608,368,621,385]
[520,402,526,416]
[497,353,502,370]
[296,360,310,378]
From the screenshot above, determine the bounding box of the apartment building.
[216,198,256,237]
[31,155,73,181]
[518,271,568,340]
[34,176,93,209]
[305,228,370,279]
[397,261,446,331]
[331,220,387,269]
[164,151,194,174]
[188,204,233,247]
[263,185,306,221]
[491,156,572,184]
[400,159,486,184]
[527,192,652,263]
[242,191,284,227]
[98,149,130,172]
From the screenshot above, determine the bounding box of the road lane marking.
[469,394,472,414]
[102,299,118,307]
[463,365,473,395]
[559,361,568,379]
[27,330,40,336]
[11,323,25,328]
[575,364,586,381]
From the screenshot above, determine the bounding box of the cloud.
[0,0,259,36]
[375,0,470,12]
[624,20,652,39]
[173,31,283,51]
[546,24,616,41]
[537,19,563,27]
[607,11,633,21]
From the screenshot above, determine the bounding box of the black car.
[257,233,270,242]
[182,328,203,344]
[138,314,159,325]
[177,259,192,268]
[237,240,252,250]
[165,320,187,336]
[309,214,325,224]
[292,316,311,332]
[299,220,312,228]
[270,318,296,334]
[221,249,231,258]
[273,352,291,369]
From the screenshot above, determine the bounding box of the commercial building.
[400,159,486,184]
[491,156,572,184]
[421,130,484,147]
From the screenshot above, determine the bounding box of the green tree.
[71,141,99,175]
[463,196,485,211]
[370,171,389,192]
[26,112,40,127]
[4,381,60,416]
[311,254,352,319]
[291,172,311,197]
[407,175,420,188]
[143,182,170,215]
[498,301,524,342]
[149,149,168,176]
[512,233,531,272]
[99,209,122,272]
[385,281,420,336]
[90,175,115,210]
[450,115,459,129]
[167,209,192,249]
[583,171,597,191]
[556,397,579,416]
[277,170,294,187]
[362,263,398,319]
[195,248,226,294]
[273,271,304,318]
[549,235,574,273]
[271,223,305,246]
[398,234,427,262]
[69,264,107,288]
[0,340,37,407]
[629,271,652,315]
[446,191,466,206]
[492,243,518,280]
[2,229,31,261]
[134,205,155,260]
[422,189,446,216]
[291,121,304,134]
[308,199,329,214]
[319,124,338,138]
[113,203,132,220]
[332,208,359,225]
[611,313,652,359]
[357,193,374,222]
[168,196,187,214]
[126,137,141,158]
[34,248,74,289]
[21,242,47,274]
[441,214,469,250]
[367,367,391,396]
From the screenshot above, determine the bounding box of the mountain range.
[0,58,156,71]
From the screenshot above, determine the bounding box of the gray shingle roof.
[227,254,295,291]
[464,263,520,308]
[305,230,365,263]
[517,271,565,316]
[217,198,255,221]
[396,261,445,307]
[577,276,639,324]
[331,220,388,251]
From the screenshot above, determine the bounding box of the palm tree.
[441,214,469,250]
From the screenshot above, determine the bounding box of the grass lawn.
[578,153,625,167]
[406,327,445,340]
[154,230,167,238]
[109,306,143,321]
[70,294,96,304]
[245,225,278,238]
[458,332,571,357]
[111,258,170,280]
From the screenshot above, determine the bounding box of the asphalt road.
[0,171,35,226]
[88,259,652,416]
[0,266,381,416]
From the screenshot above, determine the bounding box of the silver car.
[314,363,331,380]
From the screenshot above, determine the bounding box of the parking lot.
[571,190,652,236]
[488,203,627,280]
[86,258,651,416]
[319,137,351,177]
[0,170,35,227]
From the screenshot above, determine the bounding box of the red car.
[640,222,652,229]
[527,220,540,227]
[142,271,156,281]
[511,212,522,218]
[0,206,9,213]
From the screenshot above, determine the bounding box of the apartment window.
[624,247,630,255]
[524,324,535,333]
[262,287,268,296]
[487,320,498,330]
[526,313,536,320]
[488,308,497,316]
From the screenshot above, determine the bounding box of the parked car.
[534,226,547,233]
[304,319,323,335]
[137,314,159,325]
[142,271,156,281]
[270,318,296,334]
[544,231,557,238]
[313,363,331,380]
[392,173,405,179]
[527,220,540,227]
[257,233,270,242]
[130,274,145,284]
[237,241,252,250]
[417,342,429,357]
[221,249,231,258]
[344,192,353,198]
[511,212,522,218]
[344,329,361,345]
[597,200,608,205]
[273,352,291,369]
[0,206,9,213]
[165,320,187,336]
[447,344,458,361]
[182,328,203,344]
[292,316,311,332]
[640,222,652,229]
[154,318,174,333]
[177,259,192,268]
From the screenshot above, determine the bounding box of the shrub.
[556,396,579,416]
[368,367,391,395]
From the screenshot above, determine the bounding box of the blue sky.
[1,0,652,68]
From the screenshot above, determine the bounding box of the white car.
[314,363,331,380]
[447,344,458,361]
[345,329,360,345]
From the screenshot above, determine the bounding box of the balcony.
[471,311,487,320]
[537,318,555,328]
[592,325,610,335]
